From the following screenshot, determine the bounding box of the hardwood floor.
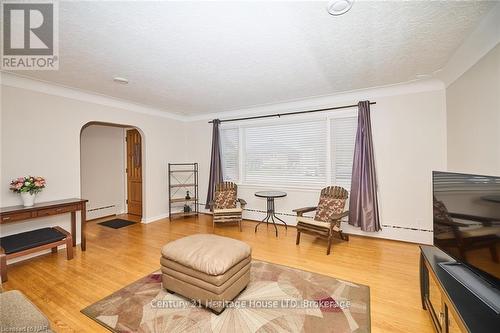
[3,214,433,332]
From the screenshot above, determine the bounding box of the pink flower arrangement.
[9,176,46,194]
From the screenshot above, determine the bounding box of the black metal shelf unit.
[168,163,199,220]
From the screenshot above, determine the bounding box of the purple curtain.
[205,119,223,209]
[348,101,381,232]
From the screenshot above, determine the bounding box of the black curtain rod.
[208,102,376,123]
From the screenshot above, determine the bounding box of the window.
[331,116,357,188]
[244,121,326,186]
[220,114,357,188]
[220,127,239,182]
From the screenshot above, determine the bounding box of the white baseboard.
[142,213,169,223]
[86,205,119,220]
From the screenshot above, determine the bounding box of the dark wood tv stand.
[420,245,500,332]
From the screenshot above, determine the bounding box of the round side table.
[254,191,287,237]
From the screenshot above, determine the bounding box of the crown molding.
[185,78,445,122]
[3,3,495,124]
[1,71,445,124]
[0,72,186,121]
[437,3,500,87]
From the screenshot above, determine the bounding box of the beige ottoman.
[161,234,251,314]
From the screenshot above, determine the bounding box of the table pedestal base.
[254,197,287,237]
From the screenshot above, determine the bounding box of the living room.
[0,1,499,332]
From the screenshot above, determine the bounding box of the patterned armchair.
[293,186,349,255]
[209,182,247,231]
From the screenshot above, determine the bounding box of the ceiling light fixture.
[327,0,354,16]
[113,77,129,84]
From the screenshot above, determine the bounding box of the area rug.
[82,260,370,333]
[98,219,136,229]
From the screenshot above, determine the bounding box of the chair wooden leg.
[490,245,499,263]
[339,231,349,241]
[0,250,7,283]
[326,236,332,255]
[51,247,58,254]
[65,236,73,260]
[458,247,467,261]
[239,219,242,232]
[296,231,301,245]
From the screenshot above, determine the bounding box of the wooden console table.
[0,199,88,251]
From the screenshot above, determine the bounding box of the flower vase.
[21,192,36,207]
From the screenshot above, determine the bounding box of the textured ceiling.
[7,1,496,115]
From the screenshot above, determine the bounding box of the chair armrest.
[328,210,349,222]
[435,219,470,228]
[293,206,317,217]
[449,212,499,226]
[237,198,247,209]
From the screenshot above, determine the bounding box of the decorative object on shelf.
[168,163,199,220]
[20,192,35,207]
[9,176,46,207]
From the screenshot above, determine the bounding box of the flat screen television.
[433,171,500,310]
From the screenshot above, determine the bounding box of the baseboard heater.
[381,224,433,232]
[195,203,296,217]
[244,208,297,217]
[87,205,116,220]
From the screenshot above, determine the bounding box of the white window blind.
[331,116,357,189]
[243,121,327,186]
[220,116,358,189]
[220,127,239,182]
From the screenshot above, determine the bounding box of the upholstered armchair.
[293,186,349,255]
[209,182,247,231]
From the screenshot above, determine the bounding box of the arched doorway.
[80,122,145,221]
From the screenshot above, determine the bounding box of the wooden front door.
[126,129,142,216]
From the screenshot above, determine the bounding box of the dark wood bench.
[0,226,73,282]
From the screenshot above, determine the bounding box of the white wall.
[186,81,448,244]
[446,43,500,176]
[0,75,449,246]
[80,125,126,220]
[0,5,496,250]
[0,78,187,247]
